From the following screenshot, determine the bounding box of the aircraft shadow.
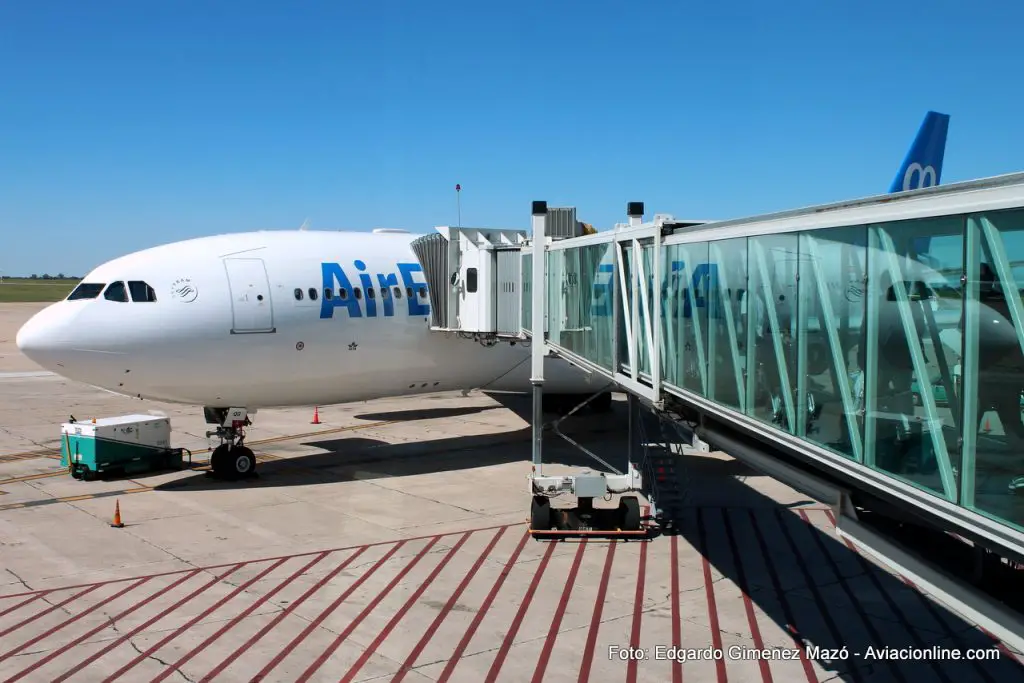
[150,402,1019,682]
[351,405,499,422]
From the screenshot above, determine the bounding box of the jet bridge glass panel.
[796,225,868,463]
[707,237,748,414]
[662,242,710,396]
[965,207,1024,532]
[545,243,614,372]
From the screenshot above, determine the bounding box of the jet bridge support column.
[530,201,546,478]
[527,200,646,538]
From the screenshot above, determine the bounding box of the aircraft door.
[223,258,276,333]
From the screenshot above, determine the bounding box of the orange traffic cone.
[311,406,321,425]
[983,417,991,433]
[111,500,124,528]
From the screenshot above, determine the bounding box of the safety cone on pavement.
[111,500,124,528]
[311,406,321,424]
[983,417,991,433]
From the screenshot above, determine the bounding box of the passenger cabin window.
[354,288,362,300]
[406,287,413,298]
[127,281,157,302]
[418,286,427,298]
[104,281,129,302]
[67,282,105,300]
[338,288,348,299]
[466,268,478,293]
[324,288,333,300]
[308,287,318,301]
[367,287,376,299]
[394,287,402,299]
[294,288,303,300]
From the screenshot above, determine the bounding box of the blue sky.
[1,1,1022,276]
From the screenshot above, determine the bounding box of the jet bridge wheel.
[530,495,552,531]
[618,496,642,531]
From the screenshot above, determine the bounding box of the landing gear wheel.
[231,447,256,479]
[619,496,641,531]
[590,392,613,414]
[210,444,229,476]
[530,496,551,531]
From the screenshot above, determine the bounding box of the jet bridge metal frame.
[525,201,648,537]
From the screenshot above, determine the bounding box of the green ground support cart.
[60,414,187,480]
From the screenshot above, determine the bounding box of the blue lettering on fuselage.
[320,261,430,319]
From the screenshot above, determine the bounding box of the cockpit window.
[127,281,157,302]
[104,281,129,302]
[67,282,105,300]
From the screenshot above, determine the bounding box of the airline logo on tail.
[889,110,950,193]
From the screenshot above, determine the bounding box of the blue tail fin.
[888,111,950,193]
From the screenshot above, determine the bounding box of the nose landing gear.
[204,406,258,480]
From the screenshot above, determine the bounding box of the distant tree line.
[24,274,81,280]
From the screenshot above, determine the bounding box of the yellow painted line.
[58,494,95,503]
[0,471,69,486]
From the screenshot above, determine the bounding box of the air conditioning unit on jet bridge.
[410,225,528,336]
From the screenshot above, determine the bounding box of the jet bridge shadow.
[635,409,1021,683]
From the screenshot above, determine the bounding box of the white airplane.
[16,112,965,480]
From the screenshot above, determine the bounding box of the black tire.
[530,496,551,531]
[210,444,229,476]
[619,496,641,531]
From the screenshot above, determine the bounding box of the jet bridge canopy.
[409,208,588,336]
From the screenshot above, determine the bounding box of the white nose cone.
[16,303,70,369]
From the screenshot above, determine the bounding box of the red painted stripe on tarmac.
[111,558,289,682]
[435,530,531,683]
[4,569,203,683]
[202,546,370,682]
[774,508,863,683]
[391,526,508,683]
[0,576,152,664]
[577,541,617,683]
[0,522,519,600]
[0,584,101,640]
[823,509,1011,680]
[250,542,405,682]
[720,509,774,683]
[483,539,558,683]
[799,509,907,683]
[0,592,48,619]
[697,509,726,683]
[747,509,834,683]
[296,537,441,683]
[162,551,331,679]
[625,540,648,683]
[532,540,588,683]
[341,532,475,683]
[50,564,244,683]
[670,535,684,683]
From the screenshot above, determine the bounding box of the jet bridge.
[517,176,1024,655]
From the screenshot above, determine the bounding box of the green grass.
[0,278,80,303]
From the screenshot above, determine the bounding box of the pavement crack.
[108,616,195,682]
[6,568,32,591]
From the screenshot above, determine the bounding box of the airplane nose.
[16,304,70,367]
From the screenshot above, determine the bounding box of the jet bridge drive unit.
[60,414,184,480]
